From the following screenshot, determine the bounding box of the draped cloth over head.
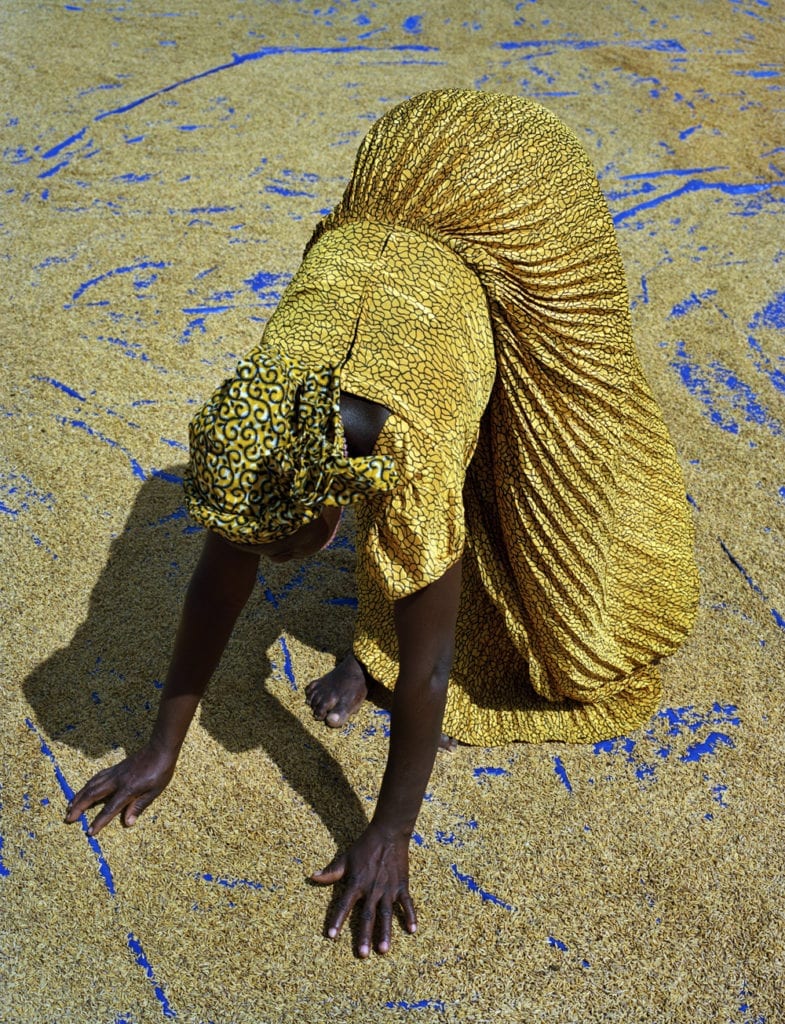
[184,345,398,545]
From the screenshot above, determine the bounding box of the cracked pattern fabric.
[275,90,700,744]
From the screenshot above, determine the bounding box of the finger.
[64,772,116,822]
[375,899,394,955]
[310,854,346,886]
[122,791,156,828]
[399,891,417,934]
[356,895,379,959]
[325,883,362,940]
[84,791,134,836]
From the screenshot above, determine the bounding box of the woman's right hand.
[64,741,178,836]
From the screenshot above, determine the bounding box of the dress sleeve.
[355,413,468,601]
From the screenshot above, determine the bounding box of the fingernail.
[358,945,369,958]
[327,928,337,939]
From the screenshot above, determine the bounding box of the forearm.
[150,532,259,754]
[371,670,448,838]
[371,559,462,839]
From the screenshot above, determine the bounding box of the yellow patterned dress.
[261,90,699,745]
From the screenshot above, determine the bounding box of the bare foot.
[439,733,458,752]
[306,653,369,728]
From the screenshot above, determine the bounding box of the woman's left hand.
[311,823,417,957]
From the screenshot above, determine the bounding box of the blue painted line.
[127,933,177,1018]
[56,417,146,480]
[91,45,439,122]
[33,376,86,401]
[614,177,785,224]
[24,718,117,896]
[497,37,686,53]
[450,865,514,911]
[552,755,573,793]
[719,540,785,632]
[68,260,169,305]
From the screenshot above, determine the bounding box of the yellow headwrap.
[183,345,398,545]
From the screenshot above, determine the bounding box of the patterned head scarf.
[183,345,398,545]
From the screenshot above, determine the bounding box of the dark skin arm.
[311,558,462,957]
[65,531,260,834]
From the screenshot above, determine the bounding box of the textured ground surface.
[2,2,784,1022]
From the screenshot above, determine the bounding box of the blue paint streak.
[548,936,568,951]
[719,539,785,633]
[127,933,177,1018]
[24,718,117,896]
[34,376,86,401]
[614,178,785,224]
[552,755,572,793]
[450,865,514,910]
[402,15,423,34]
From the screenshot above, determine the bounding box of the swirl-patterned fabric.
[184,345,398,545]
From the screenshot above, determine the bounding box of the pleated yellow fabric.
[270,89,699,744]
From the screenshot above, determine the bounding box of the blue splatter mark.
[669,289,718,317]
[450,865,514,910]
[472,766,509,779]
[552,755,572,793]
[196,872,271,892]
[747,292,785,394]
[127,933,177,1018]
[244,270,291,308]
[548,935,568,951]
[278,636,295,690]
[668,340,781,436]
[593,703,741,803]
[682,732,735,763]
[402,15,423,34]
[719,540,785,633]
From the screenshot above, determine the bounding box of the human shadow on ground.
[23,466,370,848]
